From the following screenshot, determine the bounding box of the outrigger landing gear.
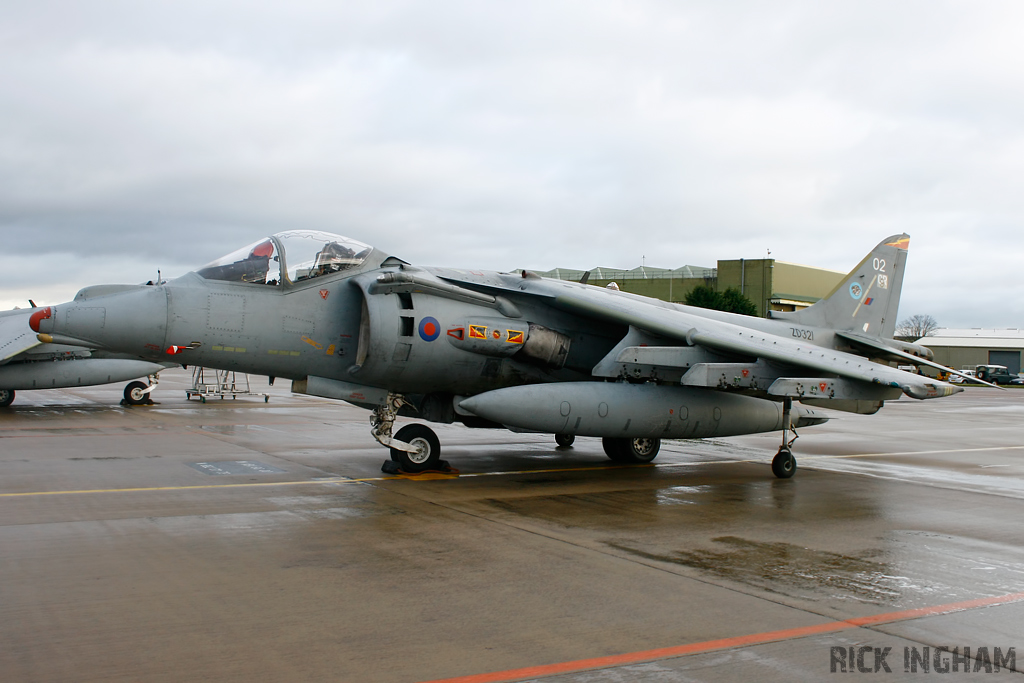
[772,398,797,479]
[369,392,442,473]
[555,433,575,448]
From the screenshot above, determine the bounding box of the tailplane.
[770,234,909,338]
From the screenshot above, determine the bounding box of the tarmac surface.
[3,368,1024,682]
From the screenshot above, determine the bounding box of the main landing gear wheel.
[389,424,441,473]
[123,381,149,406]
[602,437,661,463]
[772,448,796,479]
[555,433,575,448]
[0,389,14,407]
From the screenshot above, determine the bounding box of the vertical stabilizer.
[769,234,909,338]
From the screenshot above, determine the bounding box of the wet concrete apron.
[1,369,1023,682]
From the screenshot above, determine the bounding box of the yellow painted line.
[4,444,1021,499]
[802,445,1024,460]
[458,463,656,478]
[0,420,322,435]
[0,431,177,439]
[0,464,656,498]
[653,444,1024,467]
[392,472,461,480]
[0,478,372,498]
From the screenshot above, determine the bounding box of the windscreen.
[195,239,281,285]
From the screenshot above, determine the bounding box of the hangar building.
[921,329,1024,375]
[535,258,846,318]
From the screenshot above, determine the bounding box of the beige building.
[535,258,846,318]
[715,259,846,317]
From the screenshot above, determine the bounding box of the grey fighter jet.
[22,231,965,477]
[0,307,174,407]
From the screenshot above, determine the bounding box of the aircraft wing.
[834,330,1000,388]
[540,284,961,401]
[0,309,43,365]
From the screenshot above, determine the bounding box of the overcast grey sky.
[2,1,1022,327]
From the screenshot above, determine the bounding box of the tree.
[719,287,759,316]
[684,285,721,310]
[684,285,759,316]
[895,314,938,341]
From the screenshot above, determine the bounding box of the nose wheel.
[389,424,442,473]
[123,376,158,406]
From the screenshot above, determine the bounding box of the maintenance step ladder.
[186,367,270,403]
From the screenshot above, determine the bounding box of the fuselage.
[28,228,912,407]
[33,262,877,397]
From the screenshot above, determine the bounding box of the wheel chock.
[380,460,459,476]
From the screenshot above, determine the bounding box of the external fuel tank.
[458,382,827,438]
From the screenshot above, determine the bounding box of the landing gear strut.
[370,392,442,473]
[772,398,797,479]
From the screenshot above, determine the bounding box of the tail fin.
[770,234,909,338]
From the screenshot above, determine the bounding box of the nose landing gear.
[370,393,444,473]
[123,374,159,406]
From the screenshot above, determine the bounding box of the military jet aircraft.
[0,307,173,407]
[20,230,967,477]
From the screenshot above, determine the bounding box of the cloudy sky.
[2,1,1023,328]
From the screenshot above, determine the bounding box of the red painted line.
[420,591,1024,683]
[846,591,1024,627]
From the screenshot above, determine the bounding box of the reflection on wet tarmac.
[610,536,904,604]
[610,531,1024,609]
[6,374,1024,682]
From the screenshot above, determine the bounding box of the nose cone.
[49,285,168,354]
[28,306,52,333]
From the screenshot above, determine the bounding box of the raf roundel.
[418,316,440,342]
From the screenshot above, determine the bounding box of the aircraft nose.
[50,285,168,353]
[29,306,52,333]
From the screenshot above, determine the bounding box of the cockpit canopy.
[196,230,373,285]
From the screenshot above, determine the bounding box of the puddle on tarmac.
[607,532,1024,607]
[608,536,906,604]
[655,485,716,505]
